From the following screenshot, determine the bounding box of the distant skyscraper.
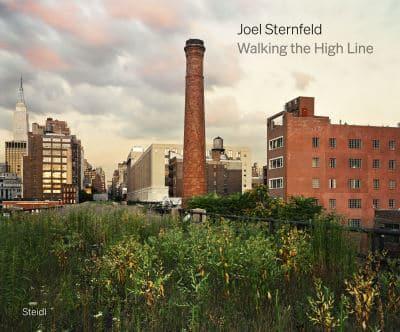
[13,77,29,141]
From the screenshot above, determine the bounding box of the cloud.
[291,71,315,91]
[103,0,185,32]
[6,0,112,46]
[24,46,68,70]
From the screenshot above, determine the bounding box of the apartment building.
[267,96,400,228]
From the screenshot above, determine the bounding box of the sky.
[0,0,399,180]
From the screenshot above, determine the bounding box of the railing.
[180,209,400,255]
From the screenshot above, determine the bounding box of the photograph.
[0,0,399,330]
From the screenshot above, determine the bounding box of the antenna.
[18,76,25,104]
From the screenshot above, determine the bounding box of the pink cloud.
[7,1,111,46]
[24,47,68,70]
[104,1,184,31]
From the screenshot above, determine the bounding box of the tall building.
[5,78,29,179]
[182,39,207,204]
[92,167,106,193]
[23,119,82,203]
[13,77,29,142]
[267,96,400,228]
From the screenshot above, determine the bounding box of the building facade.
[127,142,251,202]
[23,119,82,204]
[267,96,400,228]
[169,137,243,197]
[0,173,22,200]
[5,141,27,177]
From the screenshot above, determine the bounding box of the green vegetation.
[0,199,399,331]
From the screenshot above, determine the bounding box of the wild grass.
[0,204,398,331]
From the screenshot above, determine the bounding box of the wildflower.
[28,302,38,306]
[93,311,103,319]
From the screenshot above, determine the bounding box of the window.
[373,199,380,209]
[373,179,380,190]
[389,160,396,170]
[312,137,320,148]
[348,199,362,208]
[312,178,320,189]
[372,159,380,169]
[349,158,362,168]
[389,199,396,209]
[348,139,362,149]
[328,179,336,189]
[43,157,52,163]
[389,180,396,189]
[348,219,361,228]
[329,199,336,209]
[269,156,284,169]
[43,149,52,156]
[312,157,320,168]
[329,158,336,168]
[348,179,361,189]
[389,140,396,150]
[269,177,283,189]
[329,138,336,148]
[372,139,380,149]
[269,137,284,150]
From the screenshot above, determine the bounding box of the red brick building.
[267,96,400,228]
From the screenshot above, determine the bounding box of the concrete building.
[23,119,82,203]
[182,39,207,204]
[169,137,244,197]
[126,141,251,202]
[267,96,400,228]
[0,163,6,173]
[127,143,182,202]
[0,173,22,200]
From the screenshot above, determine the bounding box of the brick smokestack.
[182,39,206,205]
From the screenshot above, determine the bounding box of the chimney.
[182,39,206,205]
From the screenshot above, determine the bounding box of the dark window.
[389,199,396,209]
[389,160,396,170]
[348,199,362,208]
[312,137,320,148]
[373,179,380,190]
[389,180,396,190]
[329,199,336,209]
[372,139,380,149]
[372,159,380,169]
[389,140,396,150]
[329,158,337,168]
[348,139,362,149]
[329,138,336,148]
[373,199,380,209]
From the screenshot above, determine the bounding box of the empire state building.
[13,77,29,141]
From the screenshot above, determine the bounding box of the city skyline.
[0,0,399,179]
